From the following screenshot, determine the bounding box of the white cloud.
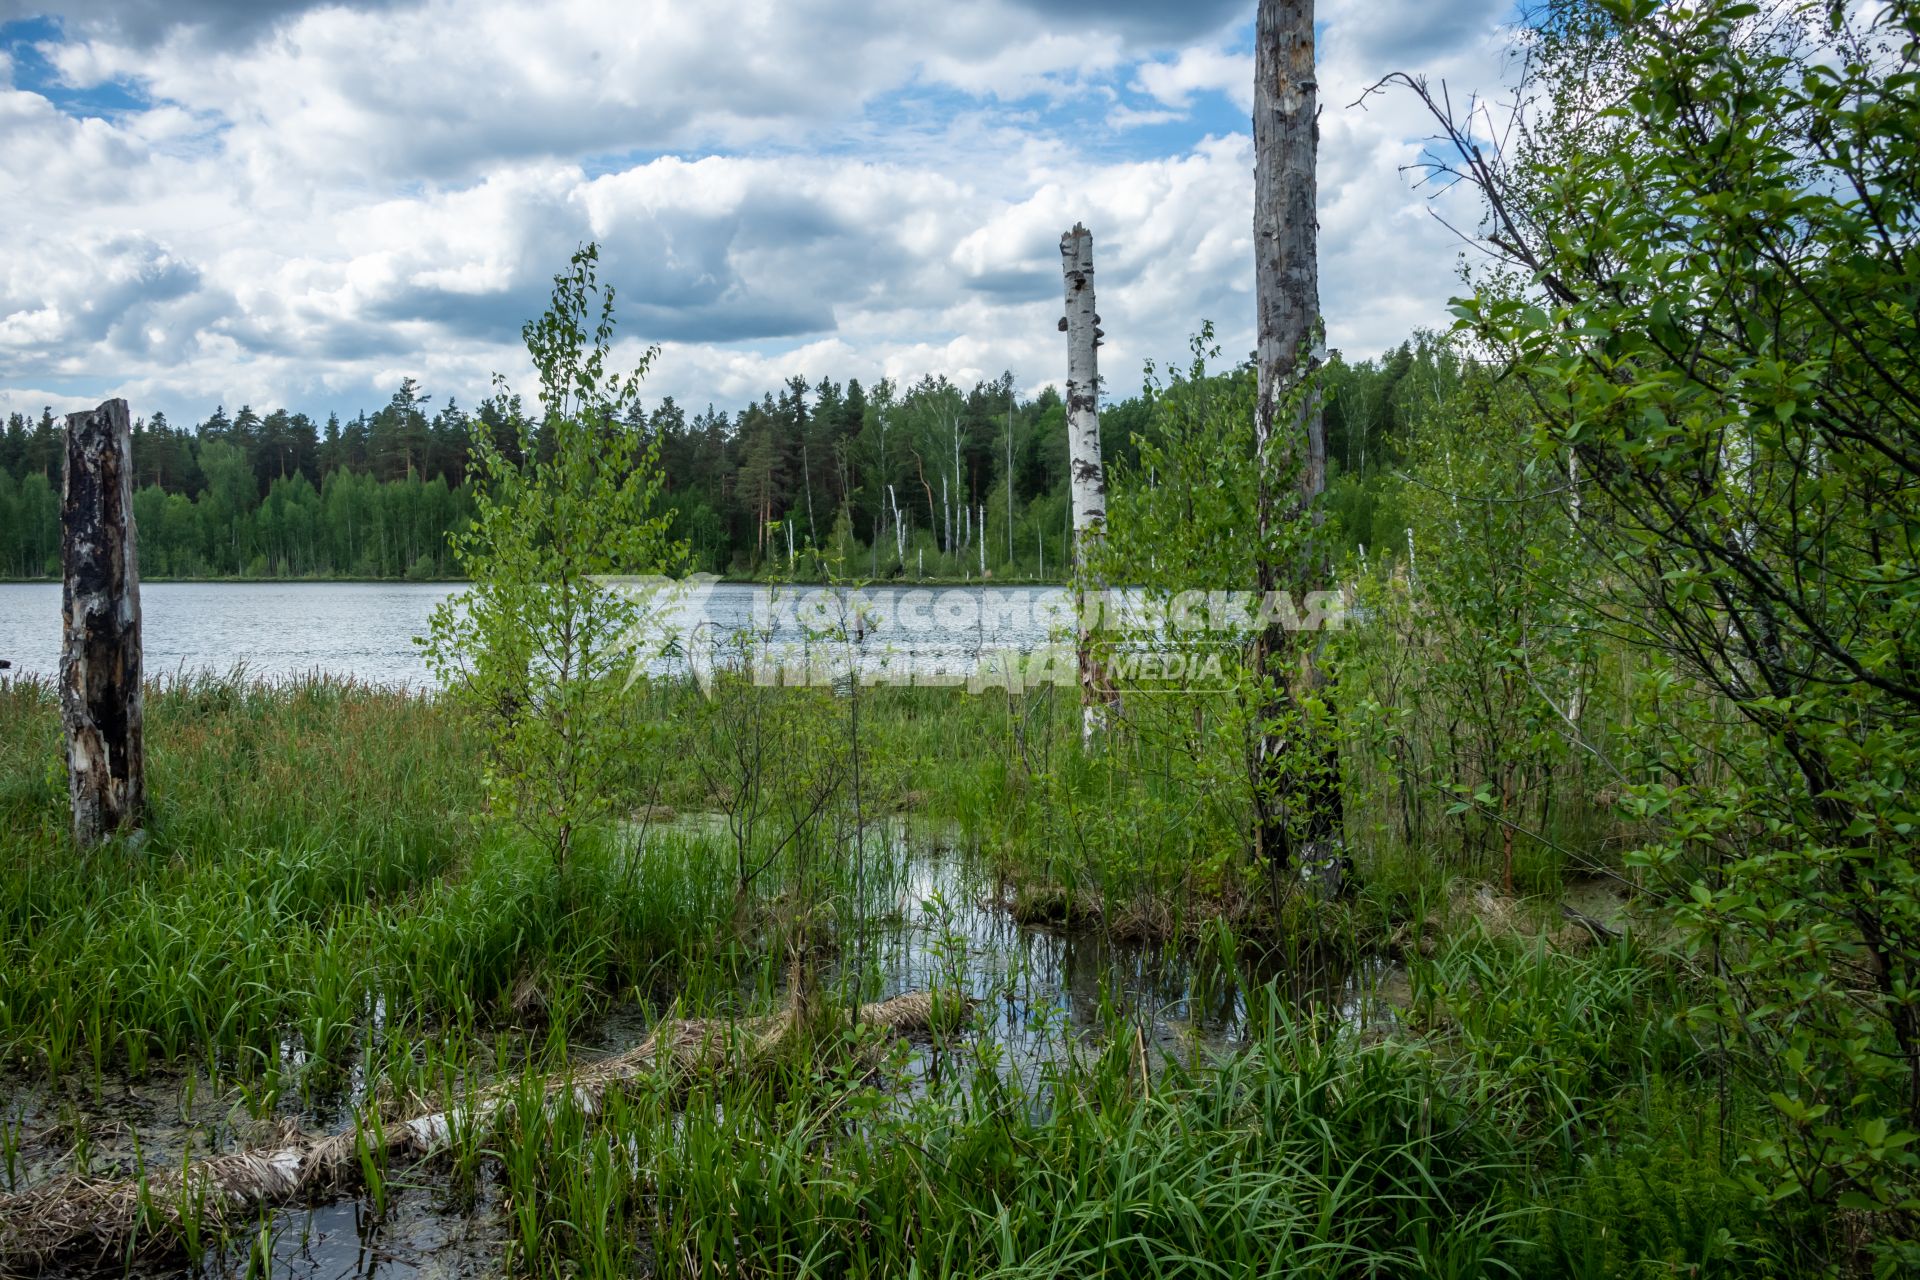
[1320,0,1513,74]
[43,0,1201,186]
[0,0,1519,425]
[1106,104,1185,129]
[1134,46,1254,112]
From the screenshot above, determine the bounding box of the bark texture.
[0,992,949,1269]
[1251,1,1340,872]
[61,398,144,849]
[1060,223,1111,738]
[1253,3,1326,509]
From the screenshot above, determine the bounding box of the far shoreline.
[0,575,1070,588]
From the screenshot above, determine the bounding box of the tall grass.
[430,961,1783,1279]
[0,674,1836,1276]
[0,675,741,1082]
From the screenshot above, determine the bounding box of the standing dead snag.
[61,398,144,848]
[1250,0,1341,874]
[1060,222,1112,741]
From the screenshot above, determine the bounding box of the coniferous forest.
[0,344,1443,579]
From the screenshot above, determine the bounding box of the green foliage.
[1525,1081,1764,1278]
[1415,932,1700,1137]
[0,346,1110,584]
[0,674,737,1079]
[687,671,850,904]
[1333,361,1611,893]
[16,3,1920,1271]
[0,672,1853,1272]
[0,470,58,577]
[1417,0,1920,1241]
[424,245,682,868]
[604,996,1520,1278]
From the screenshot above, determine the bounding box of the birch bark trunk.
[1251,0,1341,873]
[1060,222,1110,741]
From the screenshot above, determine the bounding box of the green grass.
[0,674,1855,1276]
[591,999,1524,1279]
[0,676,745,1086]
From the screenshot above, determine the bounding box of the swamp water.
[5,834,1402,1278]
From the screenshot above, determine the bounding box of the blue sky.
[0,0,1518,426]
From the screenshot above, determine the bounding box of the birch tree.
[1250,0,1341,870]
[423,245,682,876]
[1060,222,1110,740]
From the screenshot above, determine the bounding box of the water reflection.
[855,849,1396,1099]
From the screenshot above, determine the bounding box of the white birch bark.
[0,994,944,1265]
[1060,222,1109,741]
[951,408,962,557]
[1006,395,1016,567]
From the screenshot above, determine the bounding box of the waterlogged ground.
[860,850,1402,1085]
[5,835,1405,1278]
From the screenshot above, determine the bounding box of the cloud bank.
[0,0,1515,424]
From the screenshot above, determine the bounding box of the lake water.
[0,580,1084,689]
[0,582,461,687]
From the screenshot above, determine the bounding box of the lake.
[0,580,1084,689]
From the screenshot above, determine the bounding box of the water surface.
[0,581,1077,690]
[0,582,458,688]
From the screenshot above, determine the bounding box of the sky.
[0,0,1518,428]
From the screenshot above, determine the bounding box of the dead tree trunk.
[0,992,949,1268]
[61,399,144,848]
[1250,0,1340,874]
[1060,222,1111,741]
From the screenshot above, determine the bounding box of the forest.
[2,0,1917,1277]
[0,343,1443,580]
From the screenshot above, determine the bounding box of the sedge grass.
[0,674,1836,1276]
